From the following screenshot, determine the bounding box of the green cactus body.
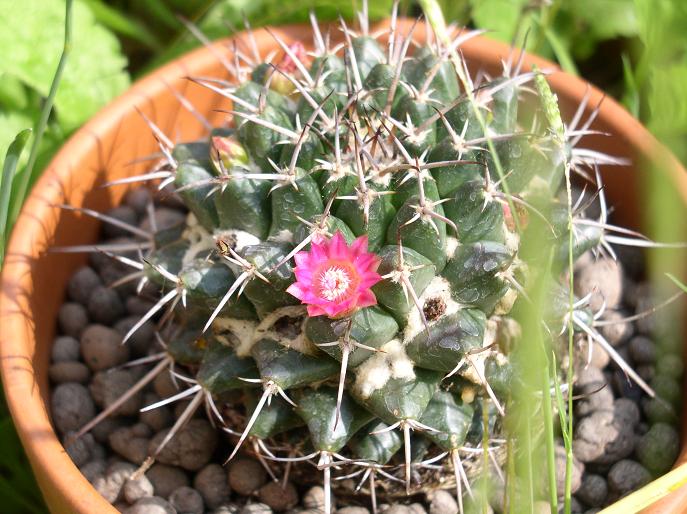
[117,11,607,506]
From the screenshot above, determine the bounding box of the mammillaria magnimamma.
[65,4,657,513]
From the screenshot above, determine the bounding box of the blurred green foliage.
[0,0,686,512]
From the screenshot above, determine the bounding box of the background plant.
[1,1,686,513]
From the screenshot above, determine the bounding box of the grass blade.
[82,0,162,51]
[0,129,32,267]
[543,26,578,76]
[667,273,687,293]
[8,0,73,227]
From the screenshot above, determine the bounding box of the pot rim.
[1,18,685,514]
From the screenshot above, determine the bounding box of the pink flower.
[286,232,382,318]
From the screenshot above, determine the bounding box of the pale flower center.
[318,266,352,301]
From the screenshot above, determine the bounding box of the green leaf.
[469,0,529,42]
[569,0,638,39]
[0,129,31,263]
[621,54,640,119]
[542,26,578,76]
[0,112,35,174]
[0,0,129,131]
[646,65,687,137]
[81,0,162,51]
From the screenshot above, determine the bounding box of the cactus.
[61,3,665,513]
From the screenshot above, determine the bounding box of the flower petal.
[356,289,378,309]
[307,304,327,316]
[350,235,369,256]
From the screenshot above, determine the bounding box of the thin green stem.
[564,162,575,514]
[506,435,515,514]
[531,0,562,54]
[540,337,558,511]
[482,397,490,514]
[9,0,73,226]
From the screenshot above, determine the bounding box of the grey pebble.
[612,398,640,428]
[611,370,643,402]
[90,369,142,416]
[173,401,204,420]
[147,464,190,499]
[169,486,204,514]
[303,485,336,511]
[68,266,103,305]
[52,335,81,362]
[240,503,272,514]
[127,296,157,316]
[578,338,609,369]
[598,310,633,347]
[211,506,240,514]
[637,364,655,383]
[88,286,125,325]
[149,419,217,471]
[114,315,155,357]
[89,248,112,273]
[109,423,151,464]
[576,473,607,507]
[153,371,179,399]
[427,490,457,514]
[49,361,91,384]
[51,382,95,434]
[628,336,656,364]
[93,461,137,503]
[58,302,89,338]
[140,208,186,233]
[125,188,153,215]
[574,257,623,312]
[382,506,421,514]
[64,432,96,467]
[99,262,138,298]
[80,459,107,484]
[570,498,583,514]
[258,481,299,511]
[140,393,173,432]
[123,496,177,514]
[607,460,651,495]
[574,367,613,418]
[91,442,107,461]
[124,475,155,504]
[636,422,680,476]
[80,324,129,371]
[228,458,267,496]
[91,416,126,445]
[103,206,139,239]
[193,464,230,509]
[634,291,656,334]
[573,410,636,465]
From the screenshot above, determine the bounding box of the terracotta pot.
[1,19,686,514]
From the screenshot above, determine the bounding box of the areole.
[0,18,686,514]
